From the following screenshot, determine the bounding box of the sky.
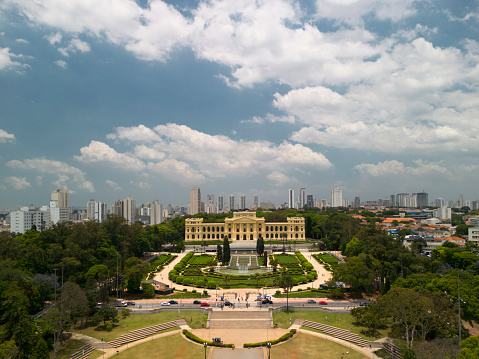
[1,0,479,209]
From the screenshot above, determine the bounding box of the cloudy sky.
[1,0,479,209]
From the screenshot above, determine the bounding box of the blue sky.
[1,0,479,208]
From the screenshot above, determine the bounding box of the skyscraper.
[354,196,360,208]
[288,189,294,209]
[229,195,235,211]
[416,192,428,208]
[307,195,314,208]
[217,196,224,212]
[123,197,136,225]
[331,187,342,207]
[240,196,246,210]
[51,189,69,208]
[189,187,201,215]
[151,200,163,225]
[299,188,306,209]
[253,195,259,208]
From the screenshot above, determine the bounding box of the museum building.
[185,211,305,241]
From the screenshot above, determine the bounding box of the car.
[262,299,273,304]
[224,300,232,306]
[193,300,201,305]
[307,299,316,304]
[359,302,369,307]
[126,301,135,306]
[319,301,328,305]
[161,302,171,306]
[200,302,210,307]
[169,300,178,305]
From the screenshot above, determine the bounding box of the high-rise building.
[217,196,224,212]
[51,189,69,208]
[390,194,396,207]
[307,195,314,208]
[189,187,201,215]
[87,199,96,220]
[240,196,246,210]
[50,200,70,224]
[288,189,294,209]
[354,196,361,208]
[111,200,123,217]
[331,187,342,207]
[229,195,235,211]
[151,200,163,225]
[253,195,259,208]
[416,192,428,208]
[299,188,306,209]
[459,194,464,208]
[11,205,51,234]
[123,197,136,224]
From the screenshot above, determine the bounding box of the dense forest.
[1,208,478,357]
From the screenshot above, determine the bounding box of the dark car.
[126,301,135,306]
[169,300,178,305]
[359,302,369,306]
[307,299,316,304]
[224,300,232,306]
[193,300,201,305]
[262,299,273,304]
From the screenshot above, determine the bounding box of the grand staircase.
[301,320,372,347]
[208,310,273,329]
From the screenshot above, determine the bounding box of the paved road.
[211,347,263,359]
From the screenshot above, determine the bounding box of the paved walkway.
[152,249,333,298]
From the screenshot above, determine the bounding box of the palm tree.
[280,233,287,253]
[254,273,261,288]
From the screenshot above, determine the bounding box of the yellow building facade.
[185,211,305,241]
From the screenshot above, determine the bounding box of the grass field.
[110,333,210,359]
[274,289,329,298]
[72,311,207,342]
[273,311,387,340]
[271,333,368,359]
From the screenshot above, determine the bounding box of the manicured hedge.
[243,329,296,348]
[183,329,234,348]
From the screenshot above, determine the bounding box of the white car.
[161,302,171,306]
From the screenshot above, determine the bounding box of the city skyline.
[2,1,479,207]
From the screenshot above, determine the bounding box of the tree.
[222,236,231,264]
[459,335,479,359]
[263,251,268,267]
[60,281,89,330]
[124,257,150,293]
[256,236,264,256]
[217,244,223,264]
[93,305,118,327]
[279,274,293,312]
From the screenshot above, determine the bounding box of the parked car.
[359,302,369,306]
[319,301,328,305]
[161,302,171,306]
[126,301,135,306]
[169,300,178,305]
[262,299,273,304]
[224,300,232,306]
[200,302,210,307]
[193,300,202,305]
[307,299,316,304]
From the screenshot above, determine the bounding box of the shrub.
[176,276,184,284]
[207,281,217,289]
[196,280,204,287]
[307,274,314,282]
[244,329,296,348]
[183,278,192,286]
[182,330,234,348]
[292,278,299,286]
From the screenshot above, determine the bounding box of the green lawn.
[273,311,387,341]
[274,289,329,298]
[189,255,215,265]
[275,254,299,264]
[108,333,210,359]
[53,338,85,359]
[158,291,208,299]
[72,311,207,342]
[271,333,368,359]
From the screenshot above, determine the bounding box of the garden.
[167,251,319,289]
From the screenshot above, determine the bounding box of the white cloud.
[58,38,91,57]
[277,38,479,153]
[105,179,122,191]
[46,32,62,45]
[0,129,15,143]
[133,181,151,189]
[267,171,293,186]
[54,59,67,68]
[6,158,95,192]
[15,38,29,43]
[75,140,146,171]
[0,47,22,71]
[241,114,296,124]
[314,0,416,25]
[5,176,30,190]
[354,159,449,177]
[87,124,331,183]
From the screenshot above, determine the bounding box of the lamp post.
[267,342,271,359]
[203,342,207,359]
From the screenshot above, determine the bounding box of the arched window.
[279,226,283,231]
[266,233,269,238]
[275,226,278,231]
[266,226,269,231]
[250,234,253,240]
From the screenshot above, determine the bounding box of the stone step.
[209,321,272,329]
[71,344,94,359]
